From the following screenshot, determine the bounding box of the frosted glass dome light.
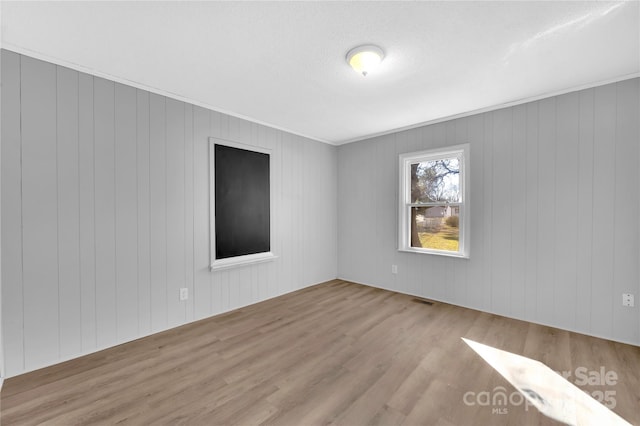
[346,45,385,76]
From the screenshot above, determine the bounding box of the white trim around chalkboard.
[210,251,277,271]
[209,137,277,271]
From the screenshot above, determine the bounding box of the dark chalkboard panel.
[214,144,270,259]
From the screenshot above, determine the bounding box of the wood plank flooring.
[2,280,639,425]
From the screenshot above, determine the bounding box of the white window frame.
[398,144,470,258]
[209,137,277,271]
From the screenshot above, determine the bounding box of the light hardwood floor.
[2,280,639,425]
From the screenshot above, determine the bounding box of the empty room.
[1,1,639,425]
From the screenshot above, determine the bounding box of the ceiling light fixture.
[346,44,385,76]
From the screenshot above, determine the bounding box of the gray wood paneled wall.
[0,47,3,383]
[338,78,640,346]
[2,48,638,378]
[1,50,338,377]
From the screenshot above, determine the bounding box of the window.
[209,138,276,270]
[399,144,469,258]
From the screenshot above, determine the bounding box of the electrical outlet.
[622,293,634,307]
[391,264,398,274]
[180,287,189,301]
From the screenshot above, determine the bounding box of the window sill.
[398,247,469,259]
[210,252,277,271]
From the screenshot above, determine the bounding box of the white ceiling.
[2,1,638,145]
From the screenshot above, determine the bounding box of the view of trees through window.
[410,157,460,251]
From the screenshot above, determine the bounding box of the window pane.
[410,157,460,203]
[410,206,459,252]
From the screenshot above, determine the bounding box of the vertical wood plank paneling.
[20,56,60,369]
[338,143,357,281]
[1,50,24,373]
[482,113,493,310]
[114,83,139,342]
[299,137,310,289]
[250,124,267,299]
[251,266,260,305]
[270,127,282,297]
[591,84,616,338]
[336,144,349,280]
[93,77,117,349]
[524,102,539,322]
[56,66,82,358]
[165,98,185,327]
[4,47,638,378]
[575,89,595,334]
[221,269,232,312]
[554,92,580,330]
[262,125,275,297]
[239,267,251,306]
[347,141,362,284]
[638,80,640,343]
[218,111,229,140]
[136,89,151,336]
[228,115,246,142]
[319,141,333,284]
[613,79,639,343]
[326,144,338,282]
[376,137,396,291]
[192,106,210,319]
[467,114,485,309]
[149,94,167,333]
[394,131,410,293]
[78,73,96,351]
[298,138,311,287]
[184,105,195,322]
[510,105,527,318]
[536,97,556,323]
[313,141,328,285]
[2,50,340,377]
[0,52,3,379]
[210,110,222,139]
[361,133,378,290]
[279,134,293,293]
[336,77,638,346]
[491,108,512,316]
[209,112,223,314]
[257,125,271,298]
[292,133,302,292]
[369,138,383,291]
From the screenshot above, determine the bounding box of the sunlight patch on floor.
[462,338,630,426]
